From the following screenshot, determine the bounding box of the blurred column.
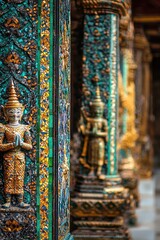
[71,0,131,239]
[134,30,153,179]
[119,16,139,226]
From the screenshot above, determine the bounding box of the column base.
[119,156,140,205]
[0,207,35,239]
[126,209,137,226]
[72,227,130,240]
[71,175,131,240]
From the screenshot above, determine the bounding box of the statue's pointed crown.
[90,86,104,108]
[4,80,23,109]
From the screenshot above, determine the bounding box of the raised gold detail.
[118,51,138,150]
[79,86,108,179]
[5,17,20,29]
[134,16,160,23]
[80,0,130,15]
[3,219,22,232]
[39,0,50,238]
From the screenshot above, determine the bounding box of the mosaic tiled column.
[71,0,131,239]
[0,0,72,239]
[134,30,153,179]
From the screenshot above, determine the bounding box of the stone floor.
[129,171,160,240]
[155,171,160,240]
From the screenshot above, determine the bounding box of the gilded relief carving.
[79,85,108,179]
[0,81,32,209]
[118,53,138,151]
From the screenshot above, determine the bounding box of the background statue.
[79,86,108,179]
[0,80,32,208]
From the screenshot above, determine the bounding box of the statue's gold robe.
[0,124,32,195]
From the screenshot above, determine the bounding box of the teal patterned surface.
[58,0,71,237]
[120,53,128,135]
[0,0,37,209]
[119,52,128,160]
[0,0,38,239]
[0,0,72,239]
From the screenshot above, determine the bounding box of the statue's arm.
[95,120,108,139]
[21,128,32,150]
[78,110,88,135]
[84,122,94,135]
[0,132,14,152]
[96,132,107,137]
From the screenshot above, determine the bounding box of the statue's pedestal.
[72,228,129,240]
[71,175,131,240]
[0,207,35,240]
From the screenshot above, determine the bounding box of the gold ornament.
[79,86,108,179]
[0,80,32,209]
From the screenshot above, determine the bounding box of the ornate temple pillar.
[71,0,131,239]
[118,18,139,225]
[134,30,153,178]
[0,1,73,239]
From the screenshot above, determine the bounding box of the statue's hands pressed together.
[13,134,23,147]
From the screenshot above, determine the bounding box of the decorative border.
[38,0,52,239]
[58,0,71,238]
[122,55,128,134]
[108,14,118,176]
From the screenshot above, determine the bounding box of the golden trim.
[39,0,50,239]
[134,16,160,23]
[151,43,160,49]
[146,30,160,36]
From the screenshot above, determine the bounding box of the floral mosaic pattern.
[0,0,38,238]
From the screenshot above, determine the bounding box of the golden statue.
[79,86,108,179]
[118,53,138,151]
[0,80,32,208]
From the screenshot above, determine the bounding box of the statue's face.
[5,108,23,123]
[92,107,104,118]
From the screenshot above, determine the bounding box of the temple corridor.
[70,0,160,239]
[129,173,160,240]
[0,0,160,239]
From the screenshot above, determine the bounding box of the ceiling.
[132,0,160,57]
